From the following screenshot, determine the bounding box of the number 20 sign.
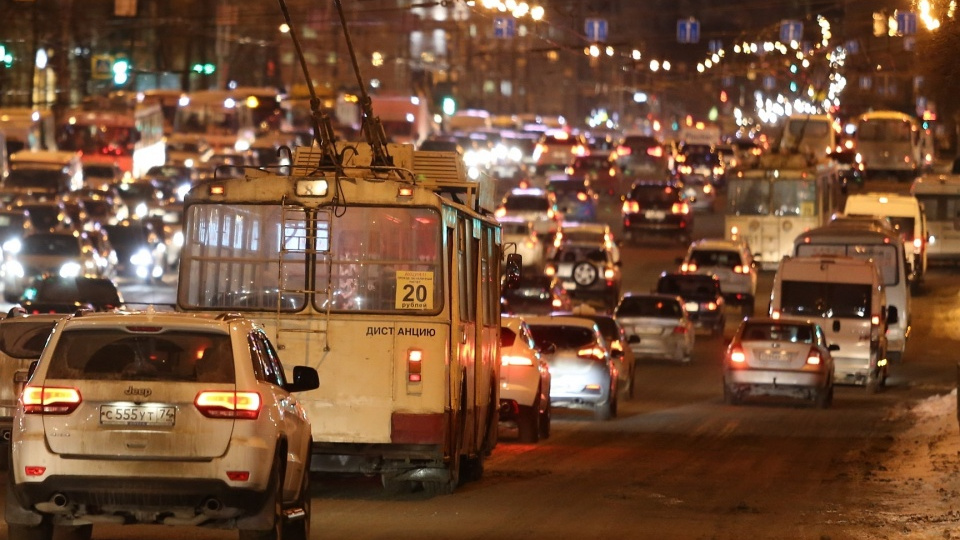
[396,271,434,310]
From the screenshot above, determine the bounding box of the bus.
[855,110,922,181]
[793,220,911,363]
[725,153,843,269]
[911,172,960,264]
[177,143,514,494]
[173,90,256,153]
[57,103,166,180]
[779,113,838,159]
[139,89,184,136]
[0,108,58,155]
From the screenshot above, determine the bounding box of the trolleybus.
[177,142,514,494]
[855,110,922,181]
[725,154,843,269]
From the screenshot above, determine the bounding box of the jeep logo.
[124,386,152,399]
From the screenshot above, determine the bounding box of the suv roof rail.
[5,306,26,319]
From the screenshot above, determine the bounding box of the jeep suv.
[7,309,319,540]
[545,243,622,310]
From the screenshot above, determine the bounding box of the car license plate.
[758,352,786,362]
[100,405,176,427]
[561,281,576,290]
[636,325,662,335]
[644,210,666,220]
[684,301,699,312]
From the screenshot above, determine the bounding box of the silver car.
[525,315,618,420]
[722,317,837,408]
[615,293,695,363]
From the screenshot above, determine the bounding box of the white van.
[793,221,910,363]
[843,192,927,289]
[770,255,895,392]
[911,172,960,264]
[7,149,83,195]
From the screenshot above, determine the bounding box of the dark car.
[501,275,573,316]
[655,272,725,337]
[103,219,168,282]
[0,209,33,254]
[566,154,623,197]
[621,180,693,244]
[832,149,865,191]
[19,275,124,313]
[675,143,725,187]
[615,135,671,180]
[545,174,599,222]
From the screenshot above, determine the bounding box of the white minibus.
[911,172,960,264]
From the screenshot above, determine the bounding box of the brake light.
[681,262,697,272]
[671,202,690,215]
[705,302,719,311]
[195,391,262,419]
[22,386,82,415]
[502,355,534,366]
[544,264,556,277]
[729,346,746,364]
[623,200,639,214]
[551,298,562,307]
[616,145,632,156]
[577,346,606,361]
[547,209,556,219]
[703,184,713,194]
[647,146,663,157]
[24,466,46,477]
[733,265,750,274]
[806,348,822,366]
[407,349,423,382]
[576,192,589,202]
[672,325,688,334]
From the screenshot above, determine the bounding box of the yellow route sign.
[395,271,434,310]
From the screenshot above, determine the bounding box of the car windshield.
[741,323,814,343]
[629,185,680,207]
[657,276,719,299]
[616,296,683,318]
[689,249,743,268]
[0,320,57,359]
[46,330,235,382]
[20,234,79,256]
[528,324,597,350]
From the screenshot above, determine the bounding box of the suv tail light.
[22,386,82,415]
[733,264,750,274]
[577,346,606,361]
[603,267,615,280]
[544,264,557,277]
[647,146,663,157]
[680,262,697,272]
[805,347,822,366]
[195,391,261,419]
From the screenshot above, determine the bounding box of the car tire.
[518,403,540,443]
[572,262,598,287]
[723,383,741,405]
[538,400,551,440]
[238,454,284,540]
[815,386,833,409]
[7,519,53,540]
[283,465,311,540]
[382,474,415,495]
[594,397,614,421]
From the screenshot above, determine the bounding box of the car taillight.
[22,386,82,415]
[806,348,822,366]
[616,145,632,156]
[704,301,718,311]
[407,349,423,382]
[622,200,639,213]
[547,209,556,219]
[577,346,606,361]
[577,192,589,202]
[551,297,562,307]
[647,146,663,157]
[712,166,724,176]
[545,264,556,277]
[913,237,923,250]
[871,314,880,325]
[703,184,713,194]
[729,346,746,364]
[681,262,697,272]
[604,267,615,279]
[672,325,688,334]
[195,391,262,419]
[733,265,749,274]
[503,355,534,366]
[671,202,690,215]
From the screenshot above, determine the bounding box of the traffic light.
[0,45,10,67]
[192,63,216,75]
[112,58,129,85]
[442,96,457,116]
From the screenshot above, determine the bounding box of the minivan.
[770,255,896,393]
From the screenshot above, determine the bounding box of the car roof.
[522,314,601,329]
[688,238,748,252]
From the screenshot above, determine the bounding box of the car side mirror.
[887,305,899,325]
[828,344,840,351]
[503,253,522,289]
[286,365,320,393]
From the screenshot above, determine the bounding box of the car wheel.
[538,400,552,440]
[723,383,741,405]
[517,403,540,443]
[283,465,311,540]
[572,262,598,287]
[7,519,54,540]
[814,386,833,409]
[382,473,415,495]
[594,397,614,421]
[238,454,284,540]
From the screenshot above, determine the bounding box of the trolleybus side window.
[482,224,498,326]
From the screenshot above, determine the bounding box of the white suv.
[679,238,758,316]
[6,309,319,540]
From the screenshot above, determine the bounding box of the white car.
[500,316,552,442]
[679,238,758,316]
[499,216,545,272]
[7,309,319,540]
[495,187,562,235]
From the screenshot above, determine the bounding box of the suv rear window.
[528,324,596,349]
[505,195,550,212]
[46,330,235,382]
[780,281,871,319]
[657,275,720,299]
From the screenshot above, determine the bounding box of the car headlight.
[59,262,82,278]
[184,158,195,168]
[173,231,184,247]
[130,248,154,267]
[2,238,21,254]
[235,140,251,152]
[135,202,148,218]
[5,260,24,278]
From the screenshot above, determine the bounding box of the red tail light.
[671,202,690,215]
[805,348,822,366]
[407,349,423,382]
[672,325,688,334]
[622,200,639,214]
[681,262,697,272]
[728,346,746,364]
[647,146,663,157]
[22,386,82,415]
[577,346,606,361]
[616,145,632,156]
[195,391,262,419]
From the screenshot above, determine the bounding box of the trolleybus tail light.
[407,349,423,382]
[209,185,225,196]
[22,386,82,415]
[195,391,262,419]
[397,187,414,198]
